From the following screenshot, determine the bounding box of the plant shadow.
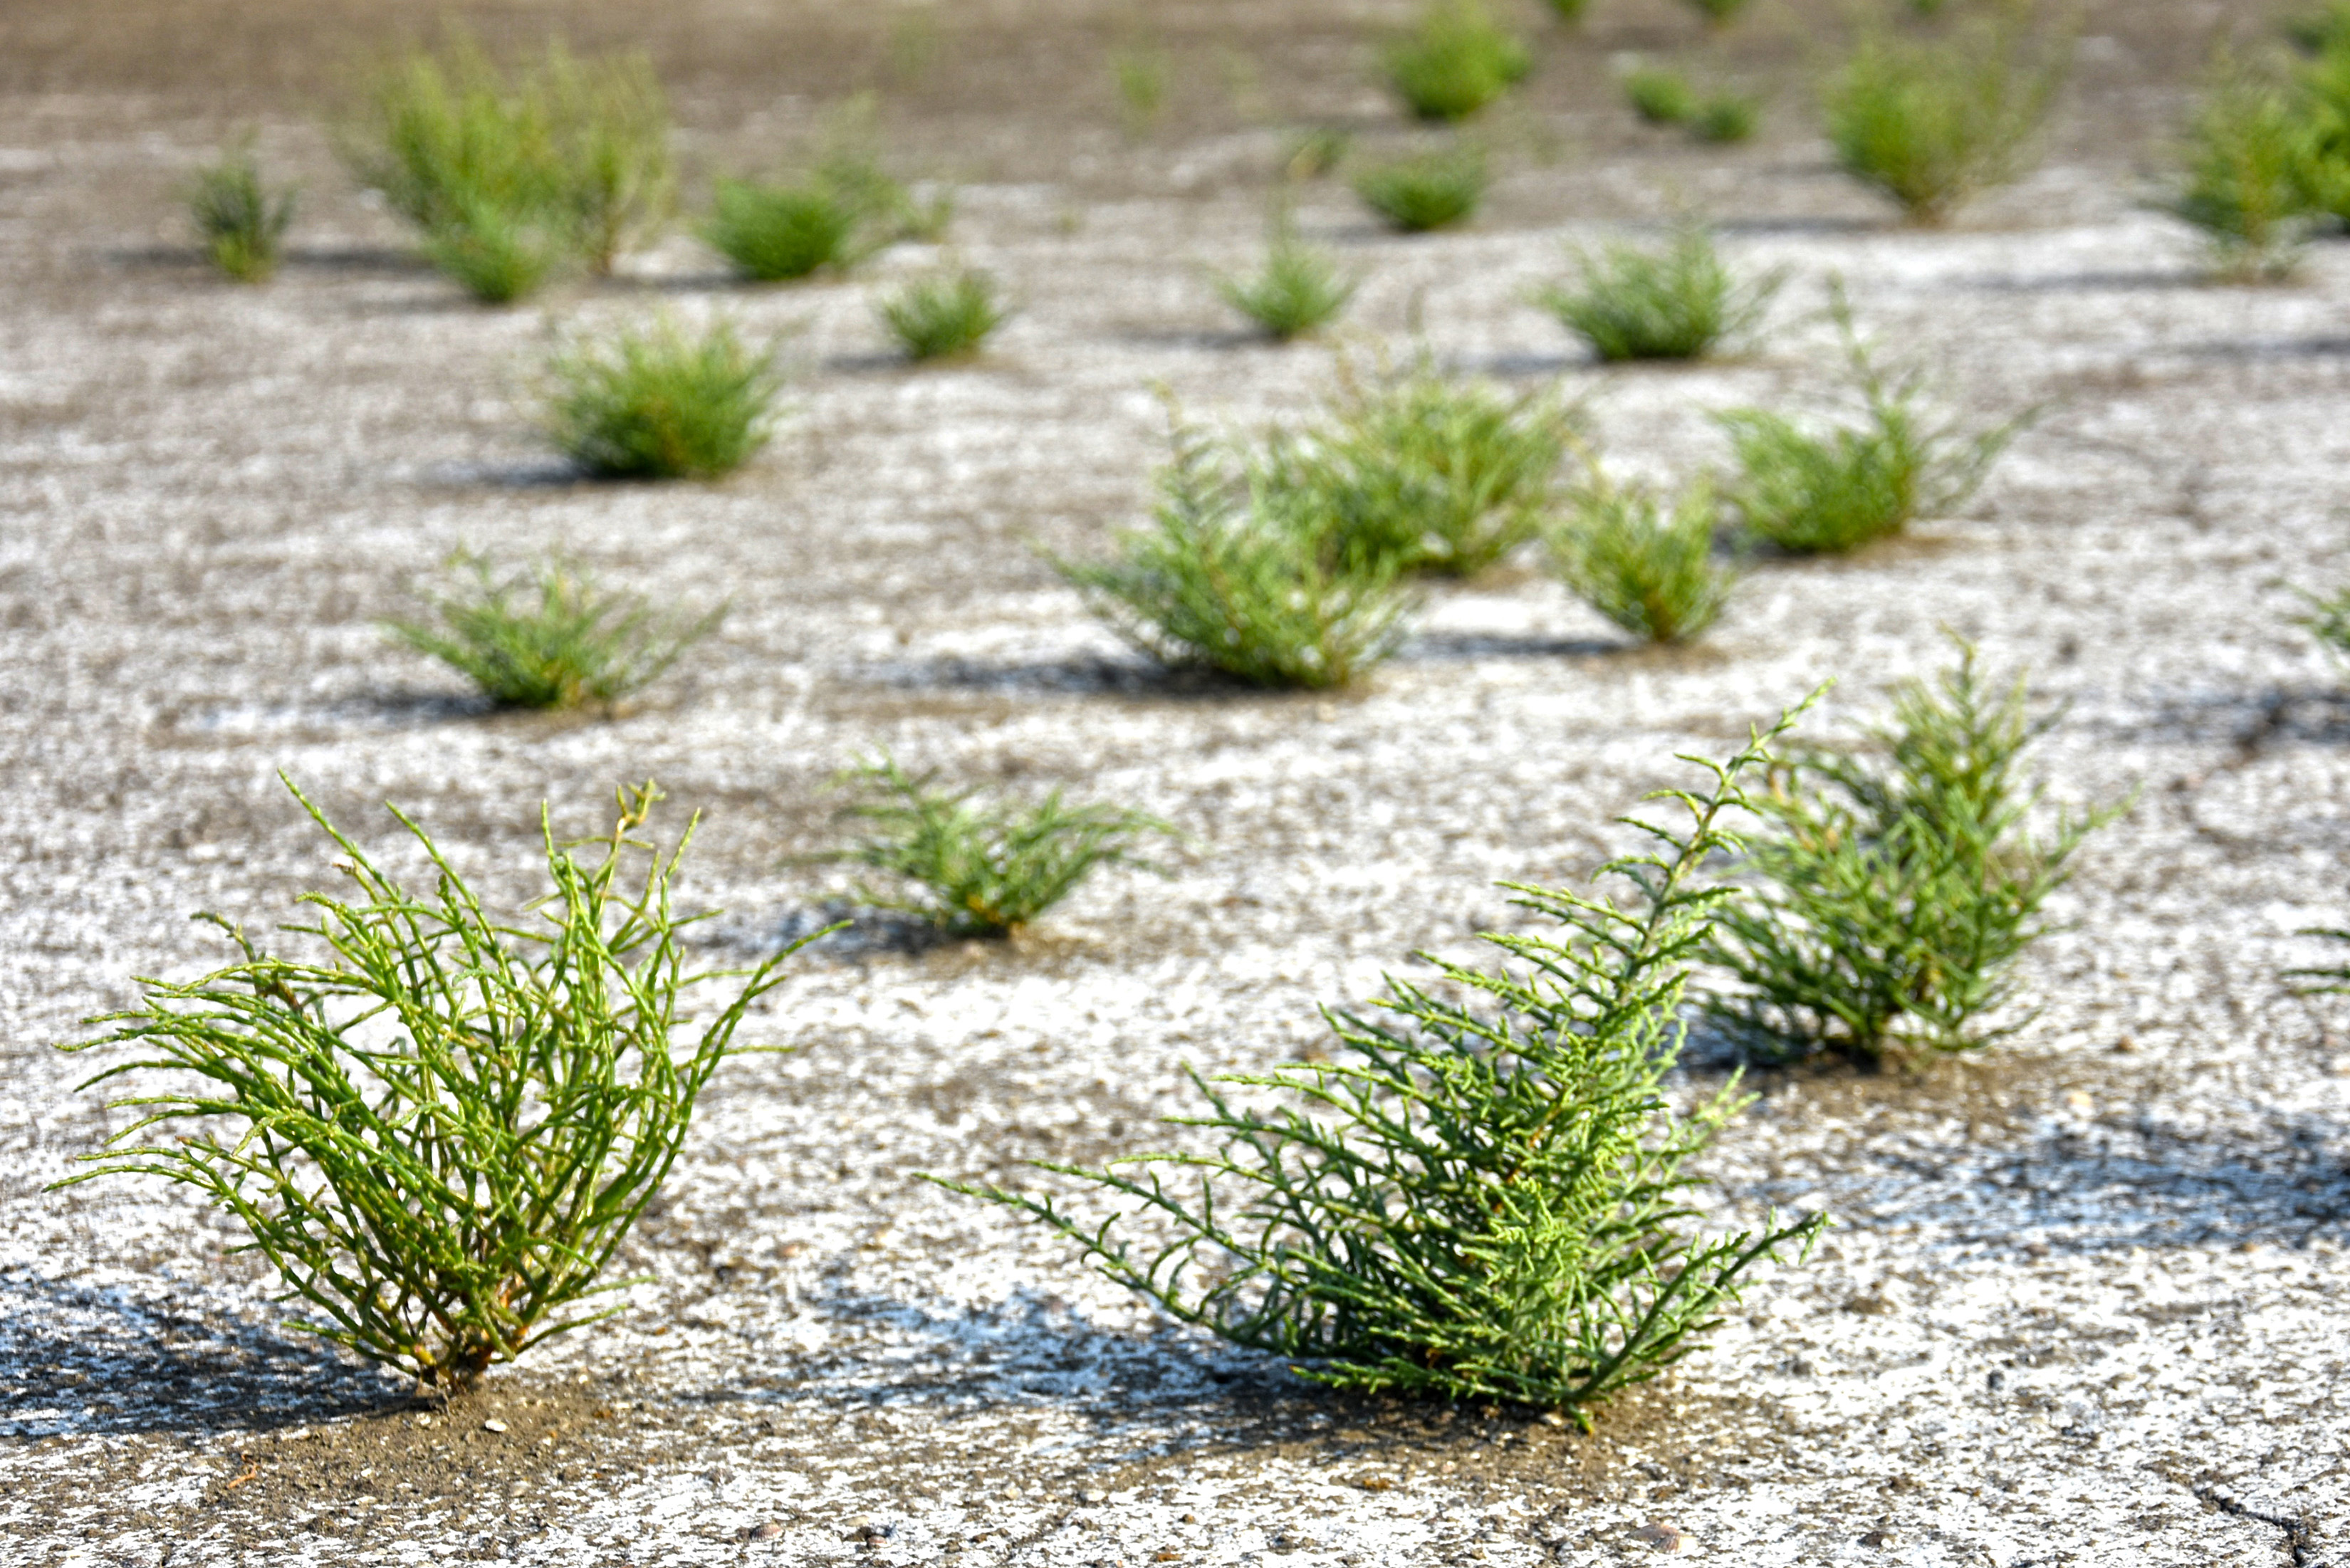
[0,1274,407,1439]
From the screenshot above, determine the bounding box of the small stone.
[1630,1523,1693,1554]
[1539,1410,1567,1427]
[1181,1513,1200,1525]
[412,1414,434,1429]
[1358,1475,1395,1493]
[481,1418,508,1434]
[748,1522,785,1541]
[2111,1035,2137,1054]
[1080,1488,1109,1504]
[2064,1090,2095,1114]
[1861,1529,1900,1547]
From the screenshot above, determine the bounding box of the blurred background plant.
[540,316,781,479]
[339,32,673,301]
[1354,142,1488,231]
[188,139,296,283]
[1534,226,1780,362]
[1267,362,1577,577]
[1822,6,2070,224]
[1550,472,1735,644]
[876,267,1008,361]
[1216,221,1359,340]
[2159,56,2318,282]
[1716,291,2020,553]
[832,754,1175,936]
[1053,414,1418,689]
[1384,0,1532,122]
[387,552,724,712]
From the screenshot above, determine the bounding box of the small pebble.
[749,1522,785,1541]
[1861,1528,1900,1547]
[1080,1488,1108,1504]
[481,1418,508,1434]
[1631,1522,1693,1554]
[2111,1035,2137,1054]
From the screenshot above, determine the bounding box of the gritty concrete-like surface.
[0,1,2346,1563]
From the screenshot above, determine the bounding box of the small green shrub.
[1217,229,1359,340]
[1053,420,1416,689]
[540,318,780,479]
[1534,227,1778,362]
[1274,364,1575,577]
[1552,476,1734,644]
[1822,14,2069,224]
[936,714,1826,1420]
[1114,46,1171,135]
[189,142,296,283]
[2288,1,2350,56]
[389,553,724,711]
[1386,1,1533,122]
[1704,647,2121,1062]
[1692,93,1762,143]
[1626,66,1702,126]
[704,178,860,281]
[2160,63,2317,283]
[58,780,815,1389]
[877,268,1008,361]
[1354,144,1488,231]
[2290,36,2350,223]
[2299,583,2350,658]
[419,194,569,304]
[1283,126,1354,181]
[1683,0,1756,25]
[539,43,676,276]
[835,754,1174,936]
[1716,295,2017,553]
[1543,0,1593,23]
[340,34,674,298]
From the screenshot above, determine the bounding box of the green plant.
[2298,583,2350,659]
[1682,0,1756,25]
[1716,292,2017,553]
[703,178,860,281]
[1353,144,1488,231]
[835,754,1174,936]
[1552,475,1735,644]
[1114,46,1171,135]
[1533,227,1779,362]
[1691,93,1762,143]
[340,34,674,298]
[2159,61,2317,283]
[388,553,724,711]
[1273,364,1575,577]
[1217,229,1359,340]
[1704,647,2121,1062]
[2289,1,2350,56]
[1053,419,1417,689]
[1543,0,1594,23]
[540,317,780,480]
[935,714,1827,1420]
[877,268,1008,361]
[1283,127,1354,181]
[1822,12,2069,224]
[57,780,817,1389]
[1626,66,1701,125]
[538,43,675,276]
[189,142,296,283]
[1384,1,1533,122]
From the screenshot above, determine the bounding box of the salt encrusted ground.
[1,6,2349,1562]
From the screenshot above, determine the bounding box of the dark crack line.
[2195,1480,2312,1567]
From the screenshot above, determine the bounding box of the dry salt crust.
[1,114,2349,1568]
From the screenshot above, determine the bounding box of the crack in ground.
[2195,1479,2313,1567]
